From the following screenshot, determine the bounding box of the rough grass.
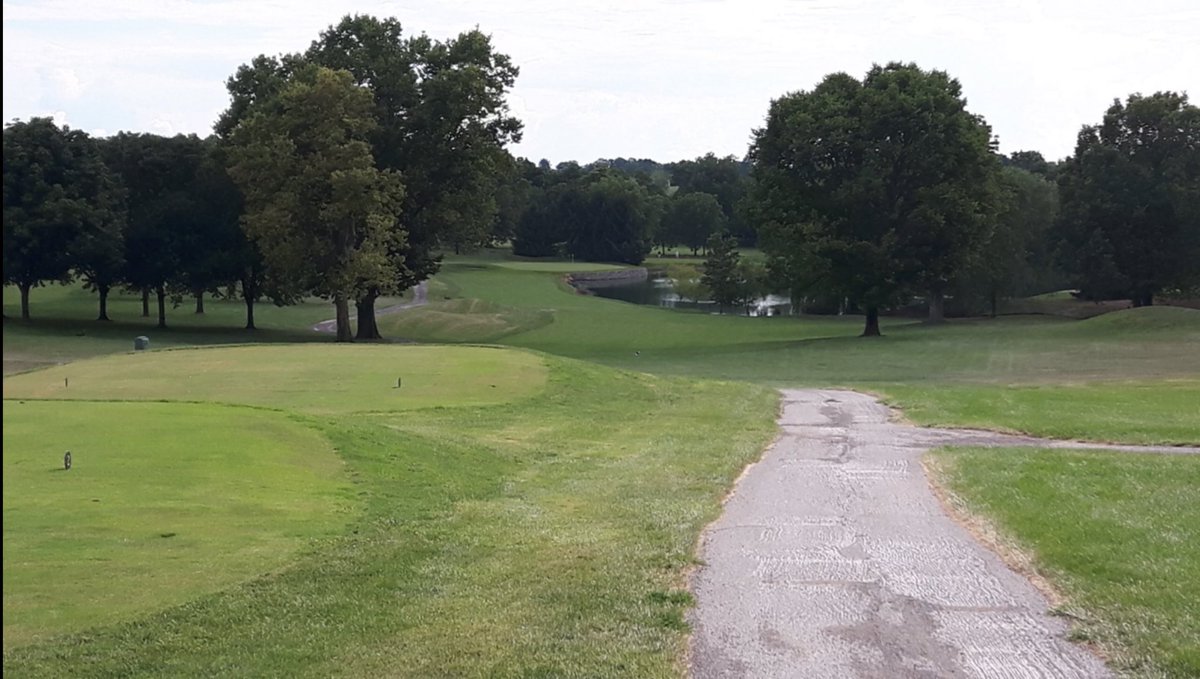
[2,344,548,415]
[880,380,1200,445]
[381,298,553,343]
[2,401,353,646]
[3,347,778,676]
[931,447,1200,678]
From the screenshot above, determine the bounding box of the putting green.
[2,344,549,414]
[2,400,354,645]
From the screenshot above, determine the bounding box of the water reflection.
[580,276,792,316]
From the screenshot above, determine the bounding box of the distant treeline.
[4,20,1197,340]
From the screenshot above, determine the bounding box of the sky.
[4,0,1198,164]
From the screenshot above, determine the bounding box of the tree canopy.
[220,14,522,338]
[749,62,1002,334]
[1055,91,1200,306]
[227,66,407,342]
[3,118,123,320]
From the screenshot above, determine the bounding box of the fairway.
[2,400,353,646]
[3,344,549,414]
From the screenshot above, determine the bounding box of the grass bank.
[930,448,1200,678]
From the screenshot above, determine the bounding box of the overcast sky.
[4,0,1198,164]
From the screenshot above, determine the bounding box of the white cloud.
[148,118,176,136]
[49,67,85,99]
[3,0,1198,161]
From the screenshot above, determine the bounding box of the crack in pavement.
[690,389,1198,679]
[311,281,428,334]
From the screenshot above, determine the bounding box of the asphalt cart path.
[690,389,1198,678]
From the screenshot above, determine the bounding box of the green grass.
[2,344,548,415]
[4,346,777,676]
[382,260,871,360]
[881,380,1200,445]
[5,253,1200,674]
[381,298,554,343]
[931,448,1200,678]
[3,400,353,646]
[379,259,1200,443]
[492,260,629,272]
[2,283,388,374]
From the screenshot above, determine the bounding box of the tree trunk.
[242,276,258,330]
[156,285,168,329]
[334,298,353,342]
[355,289,382,340]
[861,306,881,337]
[19,283,31,320]
[195,292,204,314]
[927,289,945,324]
[243,296,256,330]
[989,289,998,319]
[142,288,150,317]
[98,285,111,321]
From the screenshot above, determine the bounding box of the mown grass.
[882,380,1200,445]
[3,400,353,646]
[1,283,392,374]
[380,260,871,358]
[2,344,547,415]
[377,258,1200,443]
[4,347,778,676]
[930,448,1200,678]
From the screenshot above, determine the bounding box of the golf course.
[3,253,1199,677]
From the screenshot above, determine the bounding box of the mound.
[1073,305,1200,335]
[2,344,548,415]
[379,299,553,343]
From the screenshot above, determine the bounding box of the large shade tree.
[99,132,208,328]
[749,63,1002,335]
[219,14,522,339]
[227,66,407,342]
[1055,92,1200,306]
[3,118,123,320]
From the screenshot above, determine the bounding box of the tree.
[670,153,753,244]
[227,66,406,342]
[99,132,207,329]
[956,166,1059,316]
[702,231,741,313]
[662,192,726,254]
[566,172,660,264]
[223,15,522,339]
[1055,92,1200,306]
[514,169,661,264]
[749,63,1002,335]
[3,118,122,320]
[71,199,126,321]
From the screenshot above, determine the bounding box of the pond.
[579,274,793,316]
